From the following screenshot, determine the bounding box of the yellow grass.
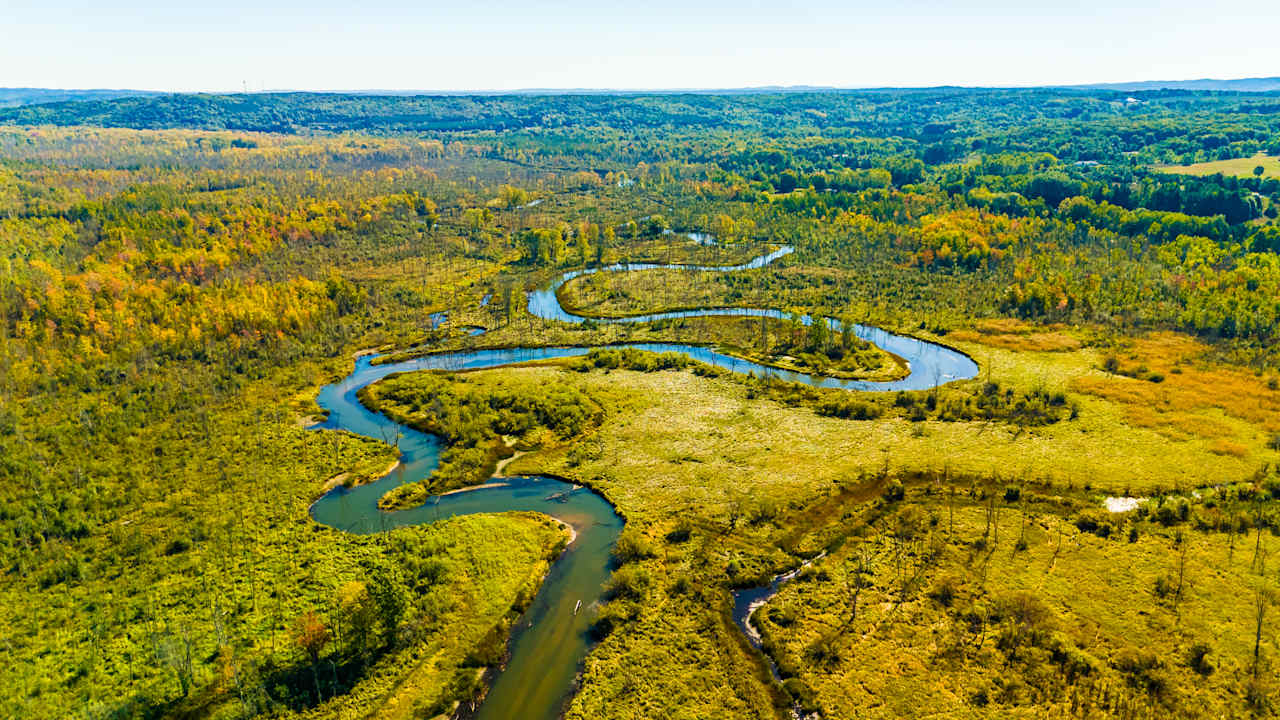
[948,319,1083,352]
[1071,332,1280,435]
[438,328,1280,719]
[761,500,1277,719]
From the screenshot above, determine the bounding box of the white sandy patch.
[1104,496,1146,513]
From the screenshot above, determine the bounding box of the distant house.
[1075,160,1101,167]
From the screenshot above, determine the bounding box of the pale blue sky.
[3,0,1278,92]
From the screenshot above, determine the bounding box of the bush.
[465,620,510,666]
[1073,511,1115,538]
[929,575,960,607]
[1153,500,1187,526]
[664,520,692,544]
[1049,633,1101,679]
[613,528,656,563]
[1264,477,1280,499]
[1187,642,1215,675]
[803,635,842,668]
[766,605,797,627]
[1115,650,1169,697]
[782,678,820,713]
[816,397,882,420]
[883,480,905,502]
[604,565,651,601]
[590,599,640,639]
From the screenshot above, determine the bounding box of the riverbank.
[309,355,626,720]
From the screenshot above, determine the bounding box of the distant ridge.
[320,85,847,96]
[1065,77,1280,92]
[4,77,1279,108]
[0,87,163,108]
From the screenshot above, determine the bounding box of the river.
[309,243,977,718]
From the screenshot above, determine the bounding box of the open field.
[759,489,1280,719]
[459,342,1280,717]
[1156,153,1280,180]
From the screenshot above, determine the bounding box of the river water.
[308,244,977,718]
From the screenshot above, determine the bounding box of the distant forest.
[3,89,1280,163]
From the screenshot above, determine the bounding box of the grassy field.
[453,325,1280,718]
[758,487,1279,719]
[323,253,1280,719]
[1155,153,1280,180]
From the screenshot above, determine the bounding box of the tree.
[462,207,492,246]
[1252,581,1275,678]
[714,214,736,243]
[335,580,376,658]
[839,316,856,350]
[643,214,670,237]
[497,184,530,208]
[368,565,409,648]
[294,610,330,702]
[599,227,614,265]
[777,170,800,193]
[806,315,830,353]
[1255,165,1266,178]
[295,611,329,663]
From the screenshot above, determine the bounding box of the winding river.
[309,244,978,719]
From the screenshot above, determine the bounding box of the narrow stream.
[731,553,827,682]
[308,243,977,719]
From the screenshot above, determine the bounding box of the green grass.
[358,369,611,507]
[0,358,568,720]
[1155,153,1280,179]
[475,341,1280,718]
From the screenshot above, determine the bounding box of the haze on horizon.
[3,0,1279,93]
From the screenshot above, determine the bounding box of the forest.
[3,87,1280,719]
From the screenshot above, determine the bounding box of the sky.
[3,0,1279,92]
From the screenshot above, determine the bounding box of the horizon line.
[5,75,1280,97]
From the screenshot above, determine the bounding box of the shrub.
[782,678,820,713]
[929,575,960,607]
[1074,511,1114,538]
[1265,477,1280,499]
[1049,633,1101,679]
[604,565,651,601]
[1115,650,1169,697]
[1154,501,1182,526]
[590,599,640,639]
[803,635,842,668]
[613,528,656,563]
[883,480,905,502]
[1187,643,1215,675]
[766,605,797,628]
[664,520,693,544]
[465,621,511,666]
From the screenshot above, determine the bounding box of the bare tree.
[1253,582,1274,678]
